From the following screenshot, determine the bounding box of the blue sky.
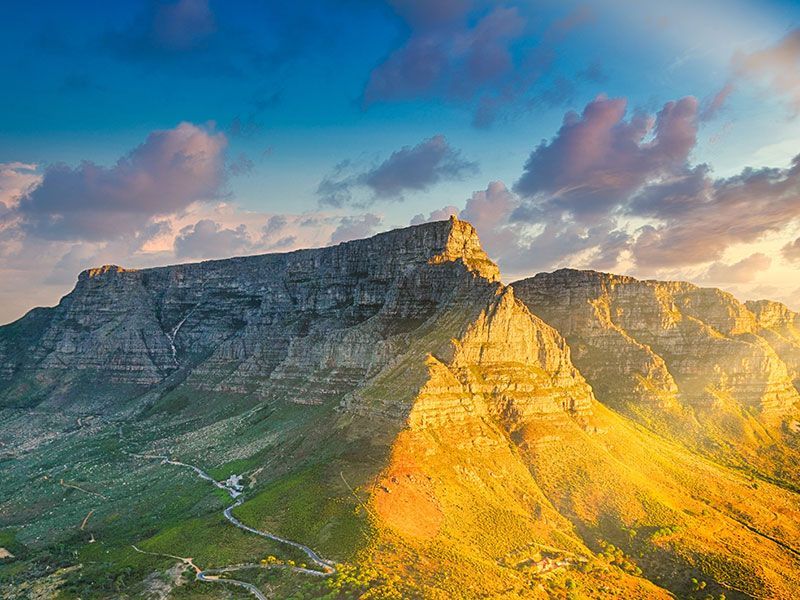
[1,0,800,323]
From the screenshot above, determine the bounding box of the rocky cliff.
[0,217,501,412]
[512,269,800,479]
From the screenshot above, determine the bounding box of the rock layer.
[0,218,502,411]
[512,269,800,477]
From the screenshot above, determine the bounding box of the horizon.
[3,0,800,323]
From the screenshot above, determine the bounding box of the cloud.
[420,180,631,277]
[102,0,360,80]
[514,95,698,221]
[700,253,772,284]
[106,0,217,57]
[365,3,592,127]
[629,157,800,268]
[362,135,476,198]
[364,6,525,105]
[700,82,735,122]
[174,219,252,259]
[706,28,800,119]
[318,135,476,206]
[0,163,41,210]
[0,199,391,324]
[782,236,800,263]
[330,214,382,245]
[424,96,800,279]
[386,0,472,28]
[15,122,227,241]
[410,205,459,225]
[733,28,800,114]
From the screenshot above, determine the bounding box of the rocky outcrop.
[5,221,800,600]
[513,270,800,417]
[746,299,800,388]
[395,287,594,431]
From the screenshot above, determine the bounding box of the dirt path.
[129,452,336,599]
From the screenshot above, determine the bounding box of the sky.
[2,0,800,324]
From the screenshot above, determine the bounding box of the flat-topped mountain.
[0,218,500,411]
[1,220,799,599]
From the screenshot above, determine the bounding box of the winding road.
[129,452,336,598]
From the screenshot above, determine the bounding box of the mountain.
[512,270,800,484]
[1,218,799,599]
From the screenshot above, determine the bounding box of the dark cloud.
[514,95,698,221]
[362,135,477,198]
[316,161,357,208]
[174,219,252,259]
[365,2,592,127]
[15,123,227,241]
[329,214,382,245]
[318,135,476,206]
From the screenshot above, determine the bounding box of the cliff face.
[512,269,800,477]
[746,299,800,389]
[0,218,504,411]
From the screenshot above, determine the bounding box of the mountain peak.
[429,216,500,282]
[78,264,136,281]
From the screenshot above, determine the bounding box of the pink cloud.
[514,95,698,220]
[16,122,227,241]
[701,253,772,284]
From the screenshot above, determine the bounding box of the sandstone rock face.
[746,299,800,388]
[512,269,800,475]
[0,218,504,412]
[402,287,594,431]
[513,270,800,416]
